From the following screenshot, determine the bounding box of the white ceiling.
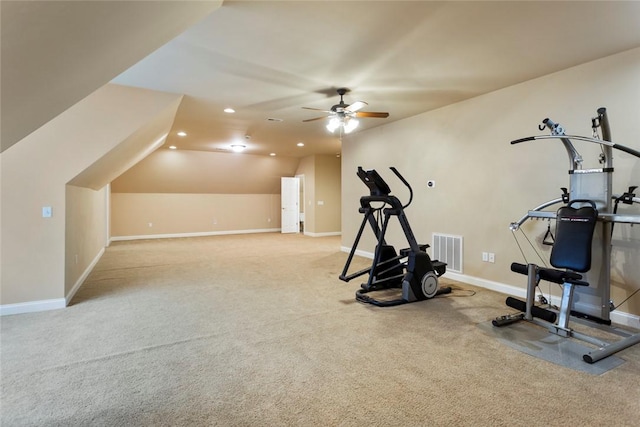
[5,1,640,159]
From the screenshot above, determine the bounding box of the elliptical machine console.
[340,166,451,306]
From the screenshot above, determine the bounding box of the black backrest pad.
[550,204,598,272]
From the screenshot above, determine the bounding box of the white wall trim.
[340,246,373,258]
[0,298,66,316]
[110,228,281,242]
[339,247,639,328]
[65,247,105,305]
[444,271,527,299]
[305,231,341,237]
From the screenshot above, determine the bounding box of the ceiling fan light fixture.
[304,88,388,133]
[326,117,341,133]
[343,118,359,134]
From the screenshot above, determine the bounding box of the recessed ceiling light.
[177,131,187,137]
[169,145,177,150]
[269,153,276,157]
[224,108,235,113]
[230,144,246,153]
[297,142,304,147]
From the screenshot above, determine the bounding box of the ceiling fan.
[302,88,389,134]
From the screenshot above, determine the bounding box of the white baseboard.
[304,231,341,237]
[1,247,107,316]
[339,247,639,329]
[65,247,105,305]
[340,246,373,258]
[0,298,66,316]
[111,228,281,242]
[444,271,528,300]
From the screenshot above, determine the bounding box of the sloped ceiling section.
[110,149,300,195]
[0,0,222,152]
[68,96,184,191]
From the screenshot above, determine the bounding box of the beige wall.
[111,193,281,238]
[109,148,299,238]
[314,155,341,234]
[0,84,182,306]
[296,156,315,233]
[109,152,342,238]
[111,149,300,194]
[65,185,108,296]
[295,155,341,235]
[342,48,640,317]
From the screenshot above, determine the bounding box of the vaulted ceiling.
[3,1,640,158]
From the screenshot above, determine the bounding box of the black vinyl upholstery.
[550,201,598,273]
[510,200,598,287]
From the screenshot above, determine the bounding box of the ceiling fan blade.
[302,107,332,113]
[345,101,368,112]
[356,111,390,118]
[302,116,328,122]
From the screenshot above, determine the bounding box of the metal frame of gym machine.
[497,107,640,363]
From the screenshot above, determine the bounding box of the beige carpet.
[1,233,639,426]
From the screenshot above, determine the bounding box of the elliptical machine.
[339,166,451,306]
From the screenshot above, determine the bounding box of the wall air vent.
[432,233,463,274]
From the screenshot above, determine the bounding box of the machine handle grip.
[613,143,640,159]
[511,137,535,145]
[389,167,414,209]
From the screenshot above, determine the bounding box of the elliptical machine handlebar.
[389,167,414,210]
[356,166,414,210]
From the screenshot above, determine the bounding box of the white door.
[281,177,299,233]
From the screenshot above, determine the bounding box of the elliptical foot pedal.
[431,260,447,277]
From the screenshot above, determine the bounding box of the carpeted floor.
[1,233,639,426]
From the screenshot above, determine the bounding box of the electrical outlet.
[488,252,495,263]
[148,222,153,228]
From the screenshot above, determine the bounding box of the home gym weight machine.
[339,166,451,306]
[493,107,640,363]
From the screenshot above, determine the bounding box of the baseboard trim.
[339,247,639,328]
[0,298,66,316]
[304,231,341,237]
[65,247,105,305]
[340,246,373,258]
[111,228,281,242]
[444,272,528,300]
